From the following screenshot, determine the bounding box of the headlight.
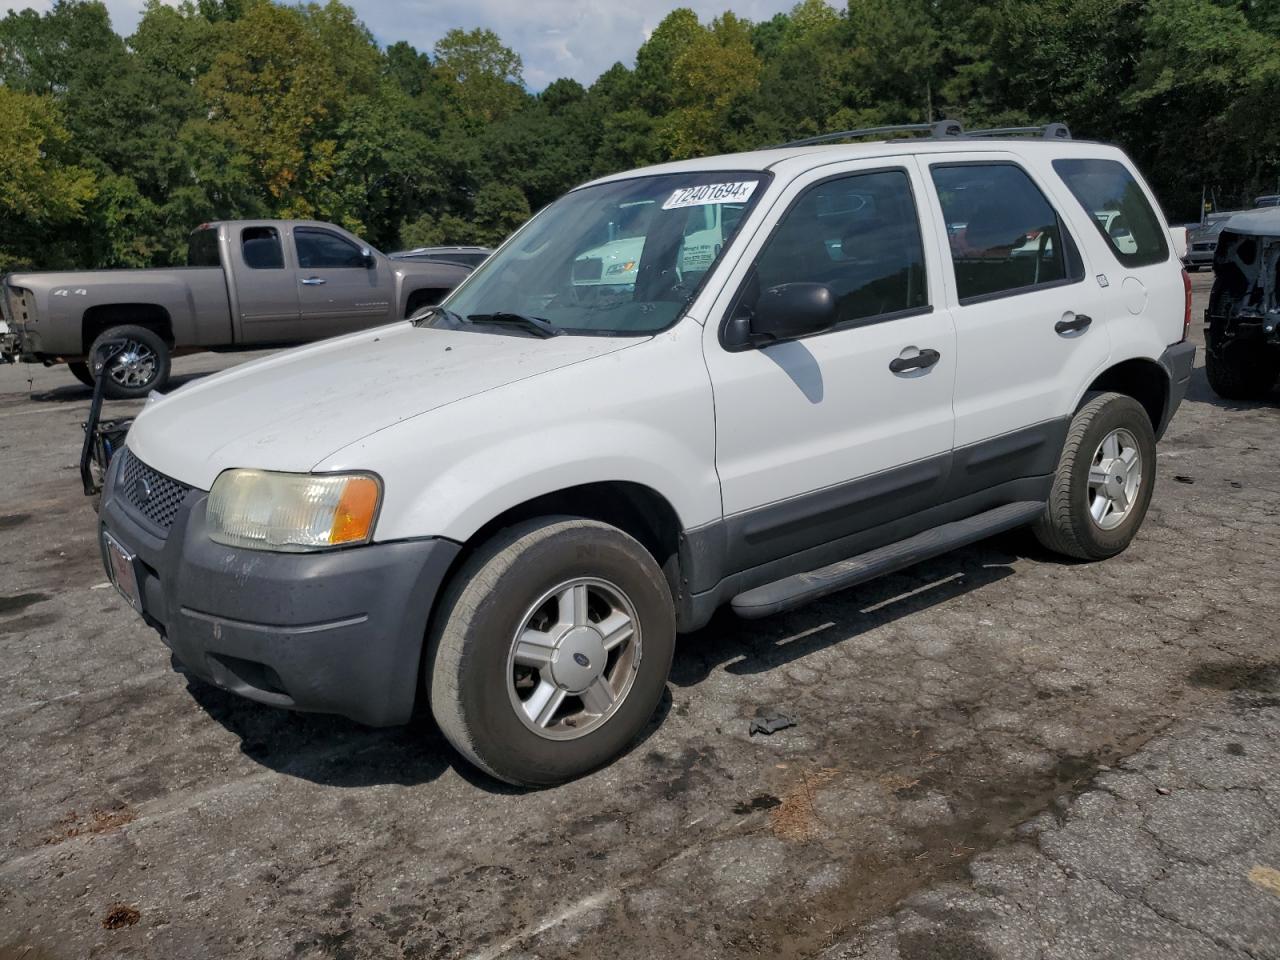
[207,469,381,552]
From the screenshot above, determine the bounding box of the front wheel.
[427,517,675,786]
[1034,392,1157,560]
[89,325,171,400]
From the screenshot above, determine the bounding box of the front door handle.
[300,276,327,286]
[889,348,941,374]
[1055,313,1092,335]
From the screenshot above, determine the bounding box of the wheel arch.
[1080,356,1169,438]
[81,304,175,354]
[444,480,686,610]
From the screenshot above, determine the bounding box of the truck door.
[234,225,302,344]
[293,227,396,337]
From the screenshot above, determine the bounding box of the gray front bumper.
[99,456,460,727]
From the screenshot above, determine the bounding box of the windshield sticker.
[662,181,757,210]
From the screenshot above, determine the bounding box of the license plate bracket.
[102,530,142,612]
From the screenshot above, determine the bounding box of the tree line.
[1,0,1277,271]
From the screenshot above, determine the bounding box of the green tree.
[0,87,96,268]
[433,28,526,123]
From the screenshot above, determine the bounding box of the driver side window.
[744,169,928,329]
[295,228,366,269]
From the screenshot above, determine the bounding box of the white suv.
[98,122,1196,786]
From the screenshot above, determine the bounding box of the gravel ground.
[1,272,1278,959]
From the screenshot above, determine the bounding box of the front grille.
[115,449,191,532]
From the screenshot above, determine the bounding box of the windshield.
[436,171,768,335]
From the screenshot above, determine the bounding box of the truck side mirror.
[360,247,376,268]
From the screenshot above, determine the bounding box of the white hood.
[126,323,637,490]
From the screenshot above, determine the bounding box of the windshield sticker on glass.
[662,181,757,210]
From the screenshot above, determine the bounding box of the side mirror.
[750,282,837,343]
[1169,226,1188,261]
[360,247,376,268]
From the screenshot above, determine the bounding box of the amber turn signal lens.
[330,476,381,544]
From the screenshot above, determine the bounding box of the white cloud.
[2,0,803,88]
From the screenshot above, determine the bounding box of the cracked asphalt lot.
[2,273,1279,959]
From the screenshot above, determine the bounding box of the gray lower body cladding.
[98,454,459,727]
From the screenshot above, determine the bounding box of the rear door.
[704,157,957,570]
[293,226,396,337]
[232,225,302,344]
[916,152,1112,491]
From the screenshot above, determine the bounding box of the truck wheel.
[67,361,95,388]
[90,325,170,400]
[427,517,676,787]
[1206,345,1278,401]
[1034,392,1156,561]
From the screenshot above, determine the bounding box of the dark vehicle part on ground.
[80,337,135,498]
[1206,208,1280,400]
[1,220,475,400]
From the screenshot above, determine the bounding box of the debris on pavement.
[101,904,140,930]
[749,708,796,736]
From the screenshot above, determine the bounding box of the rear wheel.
[427,517,675,786]
[89,325,171,400]
[1034,392,1156,560]
[67,361,95,388]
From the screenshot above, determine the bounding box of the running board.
[730,501,1045,619]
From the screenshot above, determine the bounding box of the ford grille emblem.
[134,476,153,503]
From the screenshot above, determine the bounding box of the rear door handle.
[889,348,941,373]
[1055,313,1092,335]
[300,277,326,286]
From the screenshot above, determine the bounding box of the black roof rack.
[967,123,1072,140]
[777,119,963,148]
[774,119,1072,150]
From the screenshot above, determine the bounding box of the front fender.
[317,325,720,544]
[384,419,718,543]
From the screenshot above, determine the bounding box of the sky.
[1,0,803,88]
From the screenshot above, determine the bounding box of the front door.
[293,226,395,338]
[704,159,958,570]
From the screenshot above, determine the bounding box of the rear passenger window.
[747,169,928,327]
[1053,158,1170,268]
[241,227,284,270]
[931,163,1083,303]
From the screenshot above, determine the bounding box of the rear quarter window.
[187,228,221,267]
[1053,158,1169,268]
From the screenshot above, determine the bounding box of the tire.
[89,325,170,400]
[427,517,676,787]
[1033,392,1157,561]
[1205,343,1278,401]
[67,361,95,388]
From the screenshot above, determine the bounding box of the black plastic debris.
[749,708,796,736]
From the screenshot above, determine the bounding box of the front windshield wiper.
[411,305,463,327]
[465,312,563,338]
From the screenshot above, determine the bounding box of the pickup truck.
[0,220,471,398]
